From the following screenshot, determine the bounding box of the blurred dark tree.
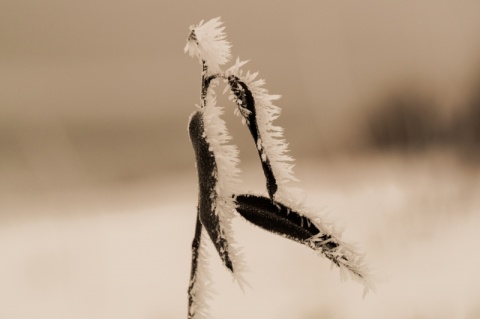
[454,80,480,154]
[365,91,440,151]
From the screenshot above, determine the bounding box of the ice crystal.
[226,60,297,193]
[187,232,213,319]
[184,17,232,75]
[201,82,246,285]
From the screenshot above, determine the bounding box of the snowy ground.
[1,152,479,319]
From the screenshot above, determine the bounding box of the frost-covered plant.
[184,17,373,319]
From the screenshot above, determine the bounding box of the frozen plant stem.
[184,17,374,319]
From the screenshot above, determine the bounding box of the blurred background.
[1,1,480,318]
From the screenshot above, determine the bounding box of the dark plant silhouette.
[184,17,373,319]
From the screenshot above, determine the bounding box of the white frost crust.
[311,221,375,296]
[226,60,374,294]
[277,189,375,296]
[184,17,232,75]
[201,81,247,287]
[226,59,298,194]
[189,232,213,319]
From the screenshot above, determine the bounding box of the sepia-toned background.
[1,1,480,318]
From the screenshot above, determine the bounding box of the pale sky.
[1,1,480,175]
[2,1,479,121]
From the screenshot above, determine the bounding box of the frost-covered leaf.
[235,194,373,293]
[226,74,295,199]
[235,194,323,242]
[188,108,244,277]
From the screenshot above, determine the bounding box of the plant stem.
[187,213,202,319]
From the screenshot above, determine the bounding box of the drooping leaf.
[189,110,235,271]
[235,194,373,292]
[235,194,338,248]
[225,65,298,199]
[227,75,278,198]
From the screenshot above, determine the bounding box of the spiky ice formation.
[234,193,374,296]
[202,83,246,284]
[187,229,213,319]
[188,80,246,285]
[226,59,297,198]
[184,17,232,75]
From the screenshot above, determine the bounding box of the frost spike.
[234,194,373,292]
[184,17,232,75]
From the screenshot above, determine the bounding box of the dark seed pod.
[228,76,278,199]
[189,111,234,272]
[235,194,339,250]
